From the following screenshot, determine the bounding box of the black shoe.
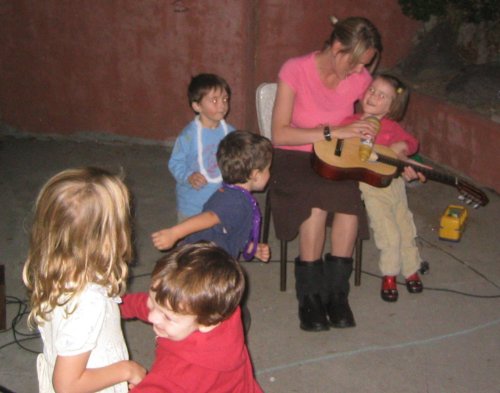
[327,293,356,328]
[299,294,329,332]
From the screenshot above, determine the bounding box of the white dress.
[36,283,129,393]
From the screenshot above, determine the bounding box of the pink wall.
[254,0,420,83]
[0,0,419,141]
[3,1,495,192]
[0,1,254,140]
[403,93,499,192]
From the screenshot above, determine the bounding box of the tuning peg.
[473,203,480,209]
[458,195,465,201]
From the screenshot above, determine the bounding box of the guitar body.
[313,138,399,187]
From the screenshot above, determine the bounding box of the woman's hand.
[332,119,378,140]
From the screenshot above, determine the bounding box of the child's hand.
[255,243,271,262]
[151,228,178,250]
[389,143,432,184]
[125,360,147,389]
[188,172,208,190]
[402,166,425,183]
[401,158,432,183]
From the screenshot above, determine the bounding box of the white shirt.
[37,283,129,393]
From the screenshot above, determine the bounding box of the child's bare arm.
[388,141,411,158]
[151,211,220,250]
[53,352,146,393]
[188,171,208,189]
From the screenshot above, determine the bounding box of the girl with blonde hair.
[23,167,146,392]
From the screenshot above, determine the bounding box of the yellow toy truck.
[439,205,468,242]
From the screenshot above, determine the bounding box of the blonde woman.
[270,16,382,332]
[271,17,423,332]
[23,167,146,392]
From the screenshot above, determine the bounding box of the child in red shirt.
[121,242,263,393]
[343,73,426,302]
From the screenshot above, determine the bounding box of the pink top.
[343,114,419,155]
[277,51,372,152]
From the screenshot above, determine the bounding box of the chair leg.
[280,240,288,291]
[262,191,271,243]
[354,238,362,286]
[261,191,287,291]
[0,265,5,330]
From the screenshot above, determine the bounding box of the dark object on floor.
[419,261,430,274]
[0,385,17,393]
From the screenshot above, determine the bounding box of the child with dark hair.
[168,73,235,221]
[153,130,273,262]
[120,242,263,393]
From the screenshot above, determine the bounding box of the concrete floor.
[1,134,499,393]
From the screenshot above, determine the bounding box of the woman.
[270,16,382,332]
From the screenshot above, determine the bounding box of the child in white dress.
[23,167,146,393]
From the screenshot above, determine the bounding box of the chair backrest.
[256,82,277,140]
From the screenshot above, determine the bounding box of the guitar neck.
[376,154,457,186]
[313,138,488,206]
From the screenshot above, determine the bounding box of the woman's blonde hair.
[22,167,132,327]
[326,16,382,73]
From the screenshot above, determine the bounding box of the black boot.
[323,254,356,328]
[295,258,329,332]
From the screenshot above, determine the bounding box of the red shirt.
[120,293,263,393]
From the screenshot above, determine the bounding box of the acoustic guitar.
[312,138,489,207]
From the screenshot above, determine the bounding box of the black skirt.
[269,148,369,241]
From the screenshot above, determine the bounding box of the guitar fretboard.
[314,138,489,206]
[376,154,457,186]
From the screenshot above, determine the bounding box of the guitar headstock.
[456,179,489,208]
